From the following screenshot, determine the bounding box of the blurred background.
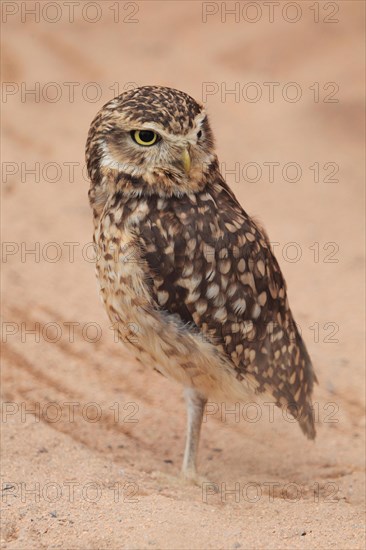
[2,2,365,549]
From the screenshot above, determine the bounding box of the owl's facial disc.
[101,112,214,192]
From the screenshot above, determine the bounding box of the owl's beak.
[182,148,191,174]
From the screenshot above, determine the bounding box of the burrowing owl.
[86,86,317,480]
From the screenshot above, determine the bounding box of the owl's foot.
[181,469,218,490]
[151,469,216,491]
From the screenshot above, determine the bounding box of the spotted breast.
[94,165,316,438]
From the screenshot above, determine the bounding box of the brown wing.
[138,177,316,438]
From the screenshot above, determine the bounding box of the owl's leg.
[182,387,207,481]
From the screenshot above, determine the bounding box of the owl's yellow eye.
[132,130,159,146]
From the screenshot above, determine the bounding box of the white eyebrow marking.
[127,109,208,143]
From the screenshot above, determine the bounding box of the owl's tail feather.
[298,405,316,440]
[283,393,316,440]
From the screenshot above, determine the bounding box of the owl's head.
[86,86,217,213]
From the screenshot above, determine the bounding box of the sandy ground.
[1,1,365,549]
